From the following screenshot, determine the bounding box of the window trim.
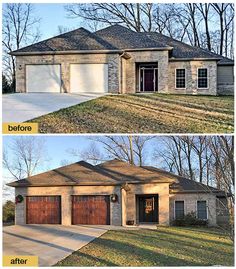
[174,200,185,219]
[196,200,208,220]
[175,68,186,90]
[197,68,209,90]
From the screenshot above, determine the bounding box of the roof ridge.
[95,24,136,34]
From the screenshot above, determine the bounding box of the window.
[197,201,207,219]
[176,69,186,89]
[198,68,208,88]
[175,201,184,219]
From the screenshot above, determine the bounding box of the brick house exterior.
[8,159,229,227]
[11,25,234,95]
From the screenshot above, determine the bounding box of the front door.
[140,66,158,92]
[138,195,158,223]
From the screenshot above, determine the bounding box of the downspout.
[119,51,126,94]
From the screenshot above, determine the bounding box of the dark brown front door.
[72,195,110,225]
[144,69,155,91]
[140,68,158,92]
[138,195,158,223]
[26,196,61,224]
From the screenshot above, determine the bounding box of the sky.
[33,4,83,39]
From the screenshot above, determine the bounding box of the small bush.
[3,200,15,223]
[173,212,208,226]
[2,74,14,93]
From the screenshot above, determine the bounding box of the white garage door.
[26,65,61,93]
[70,64,108,93]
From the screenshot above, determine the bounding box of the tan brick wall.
[168,60,217,95]
[124,183,170,225]
[15,185,122,225]
[169,193,217,226]
[123,50,169,93]
[15,53,120,93]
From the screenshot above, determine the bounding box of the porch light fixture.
[110,193,118,203]
[18,64,22,70]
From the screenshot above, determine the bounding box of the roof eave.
[9,49,123,56]
[7,178,174,188]
[217,61,234,66]
[170,189,221,194]
[124,46,173,52]
[169,57,220,62]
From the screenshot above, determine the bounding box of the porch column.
[159,190,170,225]
[61,187,72,225]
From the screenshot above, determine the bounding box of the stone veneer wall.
[168,60,217,95]
[123,50,169,93]
[169,193,217,226]
[15,53,120,93]
[15,185,122,226]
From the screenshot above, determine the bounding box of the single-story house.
[8,159,229,226]
[10,25,234,95]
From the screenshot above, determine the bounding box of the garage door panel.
[26,65,61,93]
[72,195,110,225]
[26,196,61,224]
[70,64,108,93]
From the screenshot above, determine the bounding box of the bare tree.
[65,3,156,32]
[196,3,212,50]
[64,3,234,58]
[68,136,153,166]
[2,3,41,89]
[211,3,232,56]
[3,137,47,180]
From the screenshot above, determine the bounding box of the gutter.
[10,47,173,56]
[9,49,123,56]
[7,179,174,188]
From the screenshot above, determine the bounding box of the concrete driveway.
[2,93,105,122]
[3,225,107,266]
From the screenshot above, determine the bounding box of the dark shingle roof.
[7,159,224,195]
[142,32,233,64]
[95,24,170,49]
[11,24,234,65]
[11,27,117,54]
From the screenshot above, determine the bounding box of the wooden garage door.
[72,195,110,225]
[26,196,61,224]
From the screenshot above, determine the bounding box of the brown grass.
[29,94,234,133]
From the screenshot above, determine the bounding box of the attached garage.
[72,195,110,225]
[26,196,61,224]
[26,65,61,93]
[70,64,108,93]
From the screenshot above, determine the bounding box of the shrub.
[173,212,208,226]
[3,200,15,223]
[2,74,14,93]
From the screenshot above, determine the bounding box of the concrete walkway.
[2,93,105,122]
[3,225,107,267]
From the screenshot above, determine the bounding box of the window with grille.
[198,68,208,88]
[175,201,184,219]
[197,201,207,219]
[176,69,186,89]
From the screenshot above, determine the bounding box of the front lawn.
[29,94,234,133]
[55,226,234,266]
